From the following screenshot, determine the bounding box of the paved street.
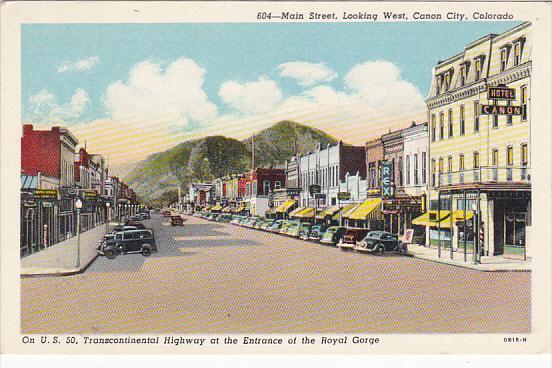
[20,213,530,334]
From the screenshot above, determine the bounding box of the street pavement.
[20,213,531,334]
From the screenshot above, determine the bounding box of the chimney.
[22,124,34,135]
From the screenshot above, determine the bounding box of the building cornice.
[426,62,531,109]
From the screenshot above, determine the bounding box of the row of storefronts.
[191,22,531,262]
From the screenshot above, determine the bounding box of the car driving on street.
[97,229,157,259]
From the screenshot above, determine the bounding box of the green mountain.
[125,121,338,205]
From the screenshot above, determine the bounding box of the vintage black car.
[354,231,407,255]
[97,229,157,259]
[124,219,146,229]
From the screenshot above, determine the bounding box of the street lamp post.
[118,204,122,225]
[75,198,83,268]
[105,202,111,233]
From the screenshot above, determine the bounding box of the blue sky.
[21,21,521,174]
[22,21,520,123]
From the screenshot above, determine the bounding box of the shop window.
[521,86,528,121]
[448,109,453,137]
[474,101,480,132]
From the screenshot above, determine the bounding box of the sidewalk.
[21,222,115,277]
[407,244,531,272]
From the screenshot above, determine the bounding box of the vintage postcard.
[0,0,551,358]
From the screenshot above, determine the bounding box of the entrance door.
[504,212,526,258]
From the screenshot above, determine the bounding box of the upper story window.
[263,180,270,195]
[492,148,499,166]
[405,155,410,186]
[459,154,465,171]
[513,40,523,66]
[439,112,444,140]
[414,154,419,186]
[474,57,482,81]
[473,151,479,169]
[521,85,528,121]
[421,152,426,184]
[460,105,465,135]
[448,109,454,138]
[431,114,436,141]
[274,180,282,190]
[460,62,469,86]
[474,101,480,132]
[507,146,514,166]
[444,72,452,91]
[500,47,509,72]
[521,143,528,167]
[447,156,453,172]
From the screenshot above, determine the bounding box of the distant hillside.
[243,120,337,168]
[125,121,339,205]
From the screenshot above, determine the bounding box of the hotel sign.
[480,104,524,115]
[381,161,395,198]
[34,189,59,200]
[488,86,516,100]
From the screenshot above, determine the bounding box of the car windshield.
[367,231,381,239]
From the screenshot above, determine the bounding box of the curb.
[20,254,100,278]
[406,252,531,272]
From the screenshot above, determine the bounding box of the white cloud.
[218,77,282,115]
[57,56,100,73]
[103,58,218,129]
[27,88,89,123]
[278,62,337,86]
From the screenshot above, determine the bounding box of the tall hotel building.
[423,22,531,260]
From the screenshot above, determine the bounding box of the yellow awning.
[338,203,362,220]
[315,206,341,219]
[276,200,296,213]
[232,206,245,213]
[295,207,315,218]
[348,198,382,221]
[204,205,212,210]
[211,204,222,211]
[289,206,305,217]
[453,210,474,222]
[412,210,451,227]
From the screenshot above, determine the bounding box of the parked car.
[320,226,346,245]
[337,228,370,250]
[289,222,311,237]
[163,210,172,217]
[124,220,146,229]
[170,215,184,226]
[139,212,150,219]
[278,220,293,234]
[355,231,407,255]
[217,214,233,222]
[267,220,284,232]
[97,229,157,259]
[307,224,328,241]
[259,219,275,230]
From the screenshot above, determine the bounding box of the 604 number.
[257,12,272,19]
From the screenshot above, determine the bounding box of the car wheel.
[141,245,152,257]
[377,244,385,255]
[399,244,408,256]
[105,248,117,259]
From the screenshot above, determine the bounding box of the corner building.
[425,22,531,260]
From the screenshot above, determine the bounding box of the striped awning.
[275,200,296,213]
[315,206,341,219]
[295,207,315,219]
[289,206,305,217]
[412,211,451,227]
[348,198,382,221]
